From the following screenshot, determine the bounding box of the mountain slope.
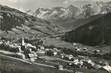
[0,5,65,40]
[63,12,111,46]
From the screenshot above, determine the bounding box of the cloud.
[0,0,17,8]
[64,0,110,1]
[15,0,56,10]
[63,0,69,4]
[8,0,17,3]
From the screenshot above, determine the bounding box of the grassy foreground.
[0,54,73,73]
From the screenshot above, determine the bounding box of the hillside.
[0,5,66,39]
[64,12,111,46]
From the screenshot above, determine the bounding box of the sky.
[0,0,111,11]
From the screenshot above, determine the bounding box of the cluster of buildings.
[0,38,111,72]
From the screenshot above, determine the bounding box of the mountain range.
[1,2,111,73]
[34,5,80,21]
[0,2,111,48]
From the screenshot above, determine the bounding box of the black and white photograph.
[0,0,111,73]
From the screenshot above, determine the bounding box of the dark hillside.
[64,13,111,46]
